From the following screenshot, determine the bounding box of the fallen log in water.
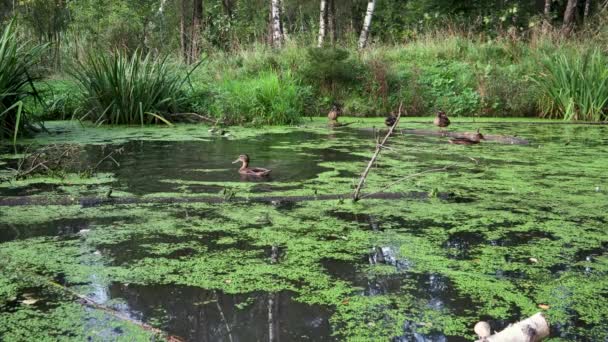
[0,191,449,207]
[399,129,530,145]
[474,313,550,342]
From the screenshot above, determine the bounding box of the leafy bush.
[419,61,481,116]
[71,50,194,125]
[535,48,608,121]
[209,71,311,125]
[0,21,46,142]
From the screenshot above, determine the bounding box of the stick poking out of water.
[352,102,403,202]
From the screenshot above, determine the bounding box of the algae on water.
[1,120,607,340]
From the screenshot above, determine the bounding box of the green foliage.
[207,71,311,125]
[535,48,608,121]
[301,48,362,90]
[0,21,46,143]
[71,50,192,125]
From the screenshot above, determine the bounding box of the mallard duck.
[449,129,485,145]
[434,111,450,129]
[328,103,342,121]
[385,114,397,127]
[232,154,271,177]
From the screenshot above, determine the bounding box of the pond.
[0,119,607,341]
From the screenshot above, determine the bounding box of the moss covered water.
[1,119,607,341]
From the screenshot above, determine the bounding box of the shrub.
[71,50,195,125]
[300,47,364,94]
[0,21,46,142]
[535,48,608,121]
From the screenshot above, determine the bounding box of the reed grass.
[0,21,46,143]
[535,48,608,121]
[71,50,196,125]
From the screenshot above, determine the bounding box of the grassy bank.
[27,32,608,127]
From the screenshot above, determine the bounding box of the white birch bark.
[544,0,551,16]
[317,0,328,47]
[271,0,283,48]
[358,0,376,50]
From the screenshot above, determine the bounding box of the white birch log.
[475,313,550,342]
[358,0,376,49]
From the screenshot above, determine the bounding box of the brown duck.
[328,103,342,121]
[232,154,272,177]
[385,114,397,127]
[449,129,485,145]
[434,111,450,129]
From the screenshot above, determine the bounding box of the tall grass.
[72,50,195,125]
[535,48,608,121]
[210,71,311,125]
[0,21,46,143]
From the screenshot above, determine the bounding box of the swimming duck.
[434,111,450,129]
[328,103,342,121]
[385,114,397,127]
[232,154,271,177]
[449,129,485,145]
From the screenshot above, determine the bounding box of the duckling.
[449,129,485,145]
[385,113,397,127]
[433,110,450,129]
[327,103,342,121]
[232,154,271,177]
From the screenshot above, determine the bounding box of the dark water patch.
[490,230,556,247]
[329,211,382,231]
[86,132,364,195]
[328,210,453,232]
[0,183,60,197]
[99,231,261,266]
[369,246,410,271]
[443,231,486,260]
[322,258,406,296]
[108,283,335,341]
[250,184,302,194]
[0,217,128,243]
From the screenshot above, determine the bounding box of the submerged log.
[0,191,448,207]
[399,129,530,145]
[475,313,550,342]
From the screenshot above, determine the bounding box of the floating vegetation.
[1,120,607,340]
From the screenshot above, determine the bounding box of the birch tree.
[358,0,376,49]
[317,0,327,47]
[270,0,283,48]
[563,0,578,31]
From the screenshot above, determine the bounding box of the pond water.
[0,119,607,341]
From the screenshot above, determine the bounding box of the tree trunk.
[317,0,327,47]
[584,0,592,19]
[358,0,376,49]
[270,0,283,48]
[544,0,551,16]
[190,0,203,62]
[180,0,189,63]
[563,0,578,31]
[328,0,337,44]
[221,0,232,17]
[279,0,288,39]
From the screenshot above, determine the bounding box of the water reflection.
[107,284,334,342]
